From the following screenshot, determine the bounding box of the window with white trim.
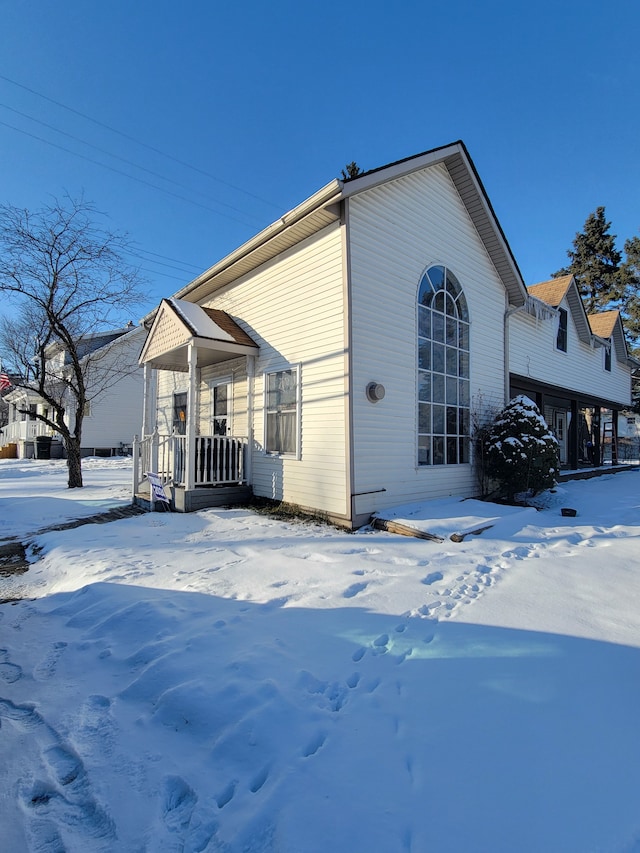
[604,344,612,372]
[556,308,568,352]
[265,367,298,455]
[417,265,470,466]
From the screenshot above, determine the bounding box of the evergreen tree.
[553,207,623,312]
[483,396,559,502]
[340,161,363,180]
[620,235,640,343]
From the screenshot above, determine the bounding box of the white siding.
[76,332,145,452]
[509,301,631,406]
[348,163,507,515]
[202,224,349,517]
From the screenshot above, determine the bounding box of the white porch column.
[184,342,198,491]
[142,363,154,437]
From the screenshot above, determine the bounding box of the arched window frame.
[417,264,470,466]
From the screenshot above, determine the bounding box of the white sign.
[146,472,170,504]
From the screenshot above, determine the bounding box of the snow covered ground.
[1,458,639,852]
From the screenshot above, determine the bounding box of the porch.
[0,418,63,459]
[510,374,627,470]
[133,431,251,511]
[134,297,259,513]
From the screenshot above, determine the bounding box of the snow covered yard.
[1,459,640,852]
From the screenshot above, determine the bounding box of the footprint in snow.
[343,581,368,599]
[372,634,390,655]
[162,775,197,832]
[0,661,22,683]
[303,731,326,757]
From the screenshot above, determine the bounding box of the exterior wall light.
[366,382,385,403]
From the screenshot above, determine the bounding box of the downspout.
[504,297,524,404]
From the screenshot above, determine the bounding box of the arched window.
[417,265,470,466]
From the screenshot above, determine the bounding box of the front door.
[211,379,231,436]
[553,410,567,465]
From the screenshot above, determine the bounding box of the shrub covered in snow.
[483,395,559,501]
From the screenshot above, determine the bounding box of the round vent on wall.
[366,382,385,403]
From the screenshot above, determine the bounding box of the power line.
[0,100,266,224]
[127,251,202,277]
[132,246,202,272]
[0,72,284,212]
[0,118,263,229]
[137,266,191,283]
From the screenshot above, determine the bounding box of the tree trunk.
[66,437,83,488]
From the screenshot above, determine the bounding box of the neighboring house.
[135,141,635,527]
[1,324,145,459]
[508,275,637,468]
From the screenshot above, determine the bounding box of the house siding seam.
[347,162,507,515]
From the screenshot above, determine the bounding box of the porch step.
[174,484,252,513]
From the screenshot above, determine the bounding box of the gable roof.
[139,298,258,371]
[529,279,636,367]
[527,275,593,345]
[587,310,618,340]
[587,308,636,366]
[155,141,528,313]
[527,276,572,308]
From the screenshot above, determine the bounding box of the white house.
[1,324,145,459]
[135,141,635,527]
[509,276,636,467]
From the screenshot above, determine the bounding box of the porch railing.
[132,431,248,497]
[1,420,52,443]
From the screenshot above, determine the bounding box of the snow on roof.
[168,298,236,343]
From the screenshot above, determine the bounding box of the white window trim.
[555,307,568,354]
[263,363,301,460]
[172,389,188,435]
[416,264,471,468]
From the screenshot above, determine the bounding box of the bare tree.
[0,196,146,487]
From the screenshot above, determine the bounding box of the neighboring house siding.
[348,163,507,515]
[202,224,348,517]
[70,331,145,453]
[509,303,631,406]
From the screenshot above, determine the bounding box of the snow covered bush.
[483,395,559,501]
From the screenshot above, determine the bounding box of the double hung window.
[265,368,298,455]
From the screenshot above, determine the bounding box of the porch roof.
[139,298,259,371]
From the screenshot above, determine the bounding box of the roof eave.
[152,180,343,315]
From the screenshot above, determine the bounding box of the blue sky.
[1,0,639,320]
